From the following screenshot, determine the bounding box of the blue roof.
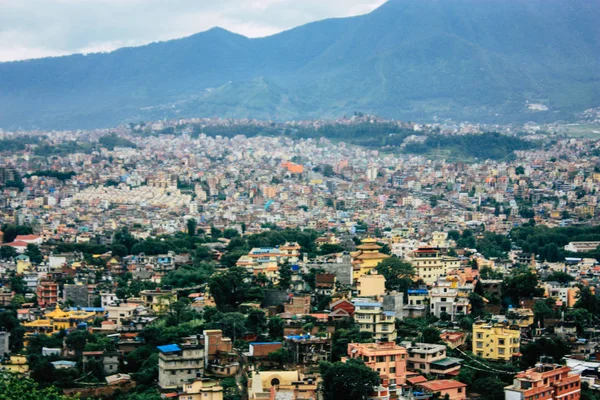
[251,342,282,345]
[408,289,429,295]
[285,335,312,340]
[157,344,181,353]
[353,302,381,307]
[70,307,105,312]
[51,361,77,367]
[383,311,396,316]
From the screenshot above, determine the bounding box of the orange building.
[504,364,581,400]
[345,342,408,396]
[37,279,59,307]
[281,161,304,174]
[418,380,467,400]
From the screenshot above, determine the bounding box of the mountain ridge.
[1,0,599,129]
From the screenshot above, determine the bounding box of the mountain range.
[1,0,599,130]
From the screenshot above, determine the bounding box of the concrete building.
[473,322,521,361]
[0,331,9,357]
[140,289,176,314]
[248,370,318,400]
[345,341,408,394]
[178,379,223,400]
[418,380,467,400]
[157,339,205,390]
[357,273,386,297]
[401,342,461,376]
[429,281,470,321]
[284,294,311,316]
[504,364,581,400]
[311,253,354,286]
[284,334,331,365]
[37,278,59,308]
[382,292,404,322]
[408,247,446,285]
[353,299,397,342]
[63,284,89,307]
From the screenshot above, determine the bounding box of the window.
[390,367,396,373]
[377,356,385,362]
[476,333,483,339]
[476,341,483,348]
[498,348,505,355]
[390,355,396,361]
[271,378,280,386]
[499,339,505,346]
[458,388,463,393]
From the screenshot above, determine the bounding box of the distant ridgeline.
[0,0,598,129]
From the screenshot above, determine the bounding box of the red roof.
[407,376,428,384]
[15,235,41,241]
[4,241,28,248]
[418,380,467,391]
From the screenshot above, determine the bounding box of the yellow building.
[179,379,223,400]
[351,238,390,280]
[23,307,96,340]
[248,371,319,400]
[140,289,177,314]
[357,273,386,297]
[472,322,520,361]
[0,355,29,374]
[16,255,32,273]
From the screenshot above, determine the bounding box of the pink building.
[345,342,408,396]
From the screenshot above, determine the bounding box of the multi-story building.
[408,247,446,285]
[37,278,59,308]
[284,294,311,316]
[472,322,521,361]
[248,371,319,400]
[140,289,176,314]
[429,280,470,321]
[353,300,397,342]
[345,341,408,395]
[178,379,223,400]
[284,334,331,365]
[157,338,205,390]
[357,273,386,297]
[504,364,581,400]
[401,342,462,376]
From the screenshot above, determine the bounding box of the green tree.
[0,245,17,259]
[501,267,543,307]
[421,326,442,344]
[187,218,197,237]
[246,309,267,335]
[320,359,380,400]
[533,300,554,327]
[111,243,128,257]
[0,374,74,399]
[545,271,574,284]
[25,243,43,264]
[209,267,260,311]
[268,316,285,339]
[267,348,292,368]
[375,257,415,292]
[574,286,600,314]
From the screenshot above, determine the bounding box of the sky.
[0,0,387,62]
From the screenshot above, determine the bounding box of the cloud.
[0,0,386,62]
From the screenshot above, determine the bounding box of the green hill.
[0,0,598,129]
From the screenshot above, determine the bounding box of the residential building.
[401,342,462,376]
[345,341,408,393]
[178,379,223,400]
[0,331,9,357]
[504,364,581,400]
[140,289,177,314]
[417,380,467,400]
[63,284,89,307]
[408,247,446,285]
[429,280,470,321]
[353,299,397,342]
[37,278,59,307]
[157,338,205,390]
[357,273,386,297]
[284,334,331,365]
[472,322,521,361]
[284,294,311,316]
[248,371,319,400]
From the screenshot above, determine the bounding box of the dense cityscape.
[0,115,600,400]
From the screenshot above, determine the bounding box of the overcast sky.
[0,0,386,62]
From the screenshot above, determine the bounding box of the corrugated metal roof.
[157,344,181,353]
